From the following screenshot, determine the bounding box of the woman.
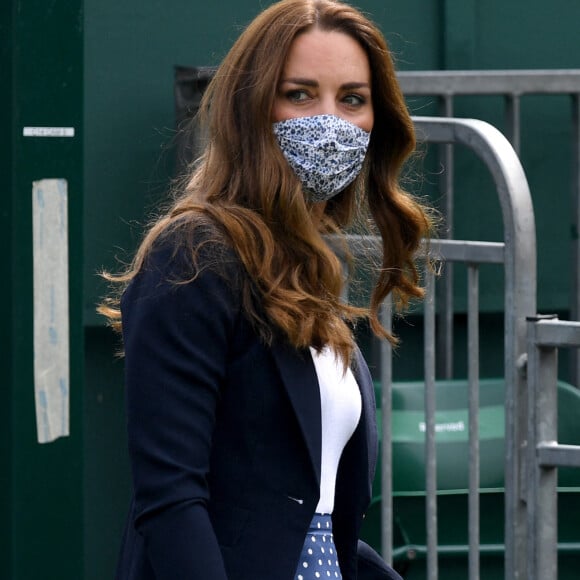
[101,0,431,578]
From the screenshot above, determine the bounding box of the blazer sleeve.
[121,233,242,579]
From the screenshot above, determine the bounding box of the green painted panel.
[0,1,14,577]
[7,0,84,578]
[441,0,477,68]
[372,0,441,70]
[83,327,130,580]
[446,0,580,313]
[83,0,265,325]
[476,0,580,70]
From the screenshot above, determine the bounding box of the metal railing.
[345,116,537,580]
[397,70,580,388]
[526,317,580,580]
[418,116,534,580]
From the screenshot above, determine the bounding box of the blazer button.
[287,495,304,505]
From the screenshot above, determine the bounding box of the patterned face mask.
[273,114,371,203]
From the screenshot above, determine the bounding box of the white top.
[309,346,362,514]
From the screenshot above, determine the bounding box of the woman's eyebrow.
[279,77,319,87]
[280,78,371,91]
[341,81,371,90]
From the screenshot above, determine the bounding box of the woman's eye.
[343,94,366,107]
[286,89,310,103]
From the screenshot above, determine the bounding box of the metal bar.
[398,70,580,95]
[340,262,349,304]
[467,264,480,580]
[525,320,536,580]
[380,296,394,564]
[342,236,505,264]
[437,95,455,380]
[527,318,559,580]
[413,116,537,580]
[571,94,580,386]
[526,319,540,580]
[393,541,580,558]
[424,269,438,580]
[537,443,580,468]
[504,94,521,155]
[428,239,505,264]
[533,319,580,347]
[178,69,580,97]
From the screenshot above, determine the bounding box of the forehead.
[282,28,371,82]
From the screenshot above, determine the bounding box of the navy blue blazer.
[115,231,378,580]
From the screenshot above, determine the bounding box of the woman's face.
[272,28,374,133]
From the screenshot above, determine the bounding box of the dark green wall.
[3,0,84,578]
[441,0,580,312]
[0,1,13,576]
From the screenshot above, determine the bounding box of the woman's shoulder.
[119,212,244,308]
[146,213,238,279]
[119,213,249,351]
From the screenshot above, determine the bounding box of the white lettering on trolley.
[419,420,465,433]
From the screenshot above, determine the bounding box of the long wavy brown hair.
[99,0,433,364]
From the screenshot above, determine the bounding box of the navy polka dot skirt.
[295,513,342,580]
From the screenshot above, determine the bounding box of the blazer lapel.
[271,341,378,492]
[271,341,322,485]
